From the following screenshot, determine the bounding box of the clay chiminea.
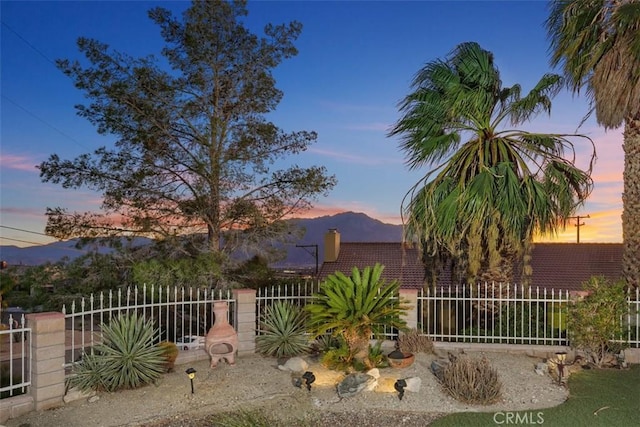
[205,301,239,368]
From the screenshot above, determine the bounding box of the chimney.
[324,228,340,263]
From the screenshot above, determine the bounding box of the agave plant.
[68,312,166,392]
[255,301,310,358]
[306,263,409,362]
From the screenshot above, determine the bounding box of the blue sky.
[0,1,624,247]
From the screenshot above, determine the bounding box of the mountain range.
[0,212,403,267]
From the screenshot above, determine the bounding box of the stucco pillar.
[26,312,66,411]
[232,289,256,355]
[399,288,419,331]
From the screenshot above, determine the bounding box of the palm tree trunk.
[622,113,640,288]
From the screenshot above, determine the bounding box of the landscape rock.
[337,373,376,398]
[535,362,549,376]
[277,357,308,373]
[63,387,96,404]
[430,359,449,382]
[404,376,422,393]
[366,368,380,379]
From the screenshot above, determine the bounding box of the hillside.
[0,212,402,267]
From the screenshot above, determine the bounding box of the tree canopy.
[39,0,336,258]
[547,0,640,288]
[390,42,595,286]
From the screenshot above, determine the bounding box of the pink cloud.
[295,202,403,226]
[0,154,39,172]
[0,206,46,219]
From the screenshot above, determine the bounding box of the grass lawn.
[430,364,640,427]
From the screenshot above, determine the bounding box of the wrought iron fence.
[61,285,233,370]
[255,280,400,341]
[255,281,318,335]
[0,314,31,399]
[417,284,640,348]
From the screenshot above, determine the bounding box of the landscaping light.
[394,379,407,401]
[302,371,316,392]
[185,367,197,394]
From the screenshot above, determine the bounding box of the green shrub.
[363,340,388,370]
[157,341,179,372]
[311,333,340,354]
[320,337,356,372]
[305,263,409,362]
[67,313,166,392]
[567,276,629,367]
[439,355,502,404]
[255,301,310,358]
[66,351,110,392]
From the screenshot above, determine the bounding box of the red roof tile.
[527,243,623,292]
[318,241,623,292]
[318,242,424,289]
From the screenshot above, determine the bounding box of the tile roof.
[318,242,424,289]
[318,241,623,292]
[527,243,623,292]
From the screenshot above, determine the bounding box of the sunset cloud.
[0,153,39,172]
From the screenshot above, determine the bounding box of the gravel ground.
[4,351,567,427]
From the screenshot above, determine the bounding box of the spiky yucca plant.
[306,263,409,362]
[68,313,166,392]
[66,351,110,392]
[255,301,310,358]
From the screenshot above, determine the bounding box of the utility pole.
[296,244,318,276]
[567,215,590,243]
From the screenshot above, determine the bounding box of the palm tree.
[389,42,595,287]
[547,0,640,288]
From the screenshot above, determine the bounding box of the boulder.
[64,387,96,404]
[337,373,376,398]
[404,377,422,393]
[431,359,449,382]
[366,368,380,379]
[277,357,308,373]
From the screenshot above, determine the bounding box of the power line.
[1,20,91,151]
[0,236,86,253]
[1,21,58,67]
[1,95,89,150]
[0,236,50,246]
[0,225,49,236]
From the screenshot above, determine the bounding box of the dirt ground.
[3,351,568,427]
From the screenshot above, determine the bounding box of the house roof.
[526,243,623,292]
[318,242,425,289]
[318,241,623,292]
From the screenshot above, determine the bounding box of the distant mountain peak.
[1,212,401,267]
